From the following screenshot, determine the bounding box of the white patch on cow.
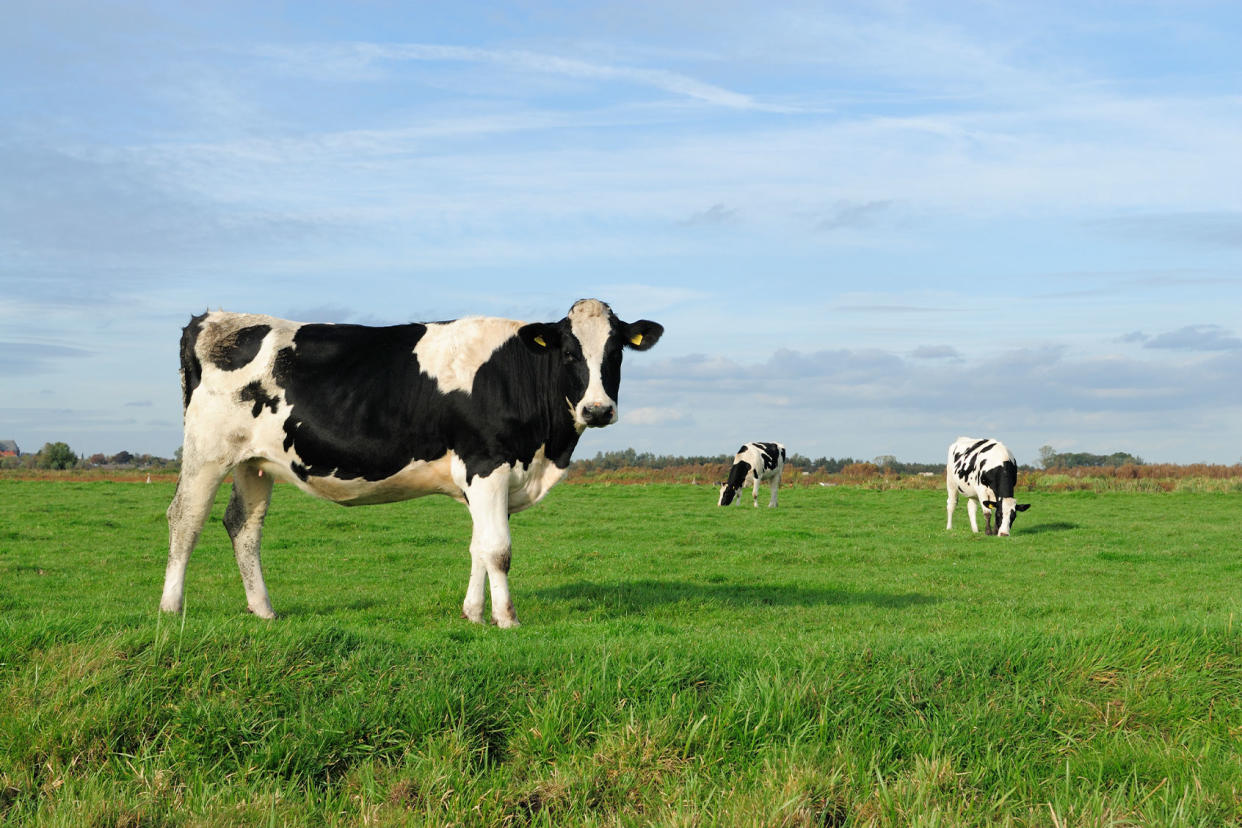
[293,455,462,506]
[567,298,618,425]
[508,445,570,512]
[414,316,523,395]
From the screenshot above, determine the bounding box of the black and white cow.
[160,299,662,628]
[946,436,1031,536]
[718,442,786,507]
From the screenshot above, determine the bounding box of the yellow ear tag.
[630,333,643,346]
[534,335,547,347]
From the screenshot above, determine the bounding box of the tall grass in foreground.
[2,480,1242,825]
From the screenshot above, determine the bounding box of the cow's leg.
[946,484,957,530]
[223,464,277,619]
[462,469,519,628]
[751,476,761,507]
[767,472,780,507]
[966,498,980,533]
[161,457,230,614]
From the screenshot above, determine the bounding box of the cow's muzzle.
[580,402,615,427]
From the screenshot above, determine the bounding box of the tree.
[37,442,78,470]
[1038,445,1057,470]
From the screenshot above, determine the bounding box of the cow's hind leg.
[945,483,957,529]
[767,472,780,507]
[223,464,277,619]
[161,459,230,614]
[462,468,519,628]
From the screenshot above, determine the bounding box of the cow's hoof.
[494,616,521,629]
[247,606,277,620]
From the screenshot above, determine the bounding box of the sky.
[2,0,1240,465]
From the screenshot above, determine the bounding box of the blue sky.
[2,0,1240,464]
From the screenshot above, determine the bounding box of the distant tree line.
[575,447,1157,475]
[574,449,943,475]
[0,442,181,471]
[1037,445,1144,470]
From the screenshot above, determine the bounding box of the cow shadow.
[534,579,938,617]
[1020,521,1078,535]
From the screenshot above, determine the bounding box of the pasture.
[2,478,1241,826]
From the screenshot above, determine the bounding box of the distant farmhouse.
[0,440,19,457]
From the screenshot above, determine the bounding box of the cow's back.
[947,436,1016,495]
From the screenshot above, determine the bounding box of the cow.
[159,298,663,628]
[717,442,786,507]
[945,436,1031,536]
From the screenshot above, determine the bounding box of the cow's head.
[517,299,663,430]
[718,482,739,506]
[982,498,1031,536]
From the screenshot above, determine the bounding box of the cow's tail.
[179,312,208,412]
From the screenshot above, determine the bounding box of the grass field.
[2,479,1241,826]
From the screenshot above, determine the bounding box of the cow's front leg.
[946,487,958,530]
[966,498,980,533]
[462,468,519,628]
[751,478,761,507]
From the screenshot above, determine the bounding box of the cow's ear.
[1016,503,1032,512]
[622,320,663,351]
[518,323,563,353]
[982,500,998,509]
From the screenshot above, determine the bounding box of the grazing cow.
[160,299,662,628]
[718,442,786,507]
[945,436,1031,536]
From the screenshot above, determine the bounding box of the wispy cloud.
[817,200,895,232]
[1095,212,1242,249]
[910,345,962,361]
[253,42,795,111]
[1143,324,1242,352]
[679,203,738,227]
[0,343,93,376]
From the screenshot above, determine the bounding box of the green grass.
[2,480,1241,826]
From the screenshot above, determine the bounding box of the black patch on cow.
[239,381,280,417]
[209,324,271,371]
[979,460,1017,499]
[726,460,753,490]
[965,438,992,455]
[179,312,207,410]
[271,322,435,481]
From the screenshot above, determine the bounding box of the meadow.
[2,478,1241,826]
